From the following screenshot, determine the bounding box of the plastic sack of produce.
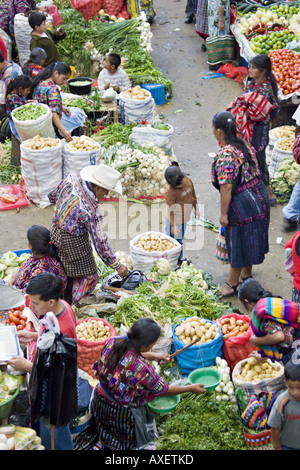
[129,231,182,274]
[215,313,256,371]
[172,318,223,376]
[119,88,155,125]
[20,137,63,208]
[129,121,174,155]
[14,13,52,66]
[127,0,156,22]
[62,135,101,178]
[102,0,124,15]
[268,137,294,179]
[69,0,102,21]
[76,318,116,378]
[12,103,55,142]
[232,357,285,406]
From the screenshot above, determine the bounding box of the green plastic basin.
[148,395,180,414]
[188,367,222,392]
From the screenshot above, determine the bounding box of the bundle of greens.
[155,393,246,450]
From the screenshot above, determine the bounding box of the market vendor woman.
[89,317,206,450]
[239,279,300,364]
[48,163,128,305]
[32,61,86,142]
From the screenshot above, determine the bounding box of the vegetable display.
[269,48,300,95]
[13,104,47,121]
[271,158,299,202]
[175,317,220,345]
[66,135,100,152]
[76,318,111,341]
[0,251,30,282]
[121,86,150,100]
[214,357,235,403]
[1,306,29,331]
[269,125,295,140]
[22,135,60,150]
[0,371,21,405]
[218,316,250,339]
[102,143,171,198]
[134,234,176,252]
[236,356,282,382]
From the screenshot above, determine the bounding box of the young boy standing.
[29,11,65,67]
[97,53,131,93]
[267,360,300,450]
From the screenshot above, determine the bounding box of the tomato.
[8,313,19,324]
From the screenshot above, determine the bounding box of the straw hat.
[80,163,122,196]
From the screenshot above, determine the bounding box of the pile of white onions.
[104,144,171,198]
[214,357,236,403]
[136,12,153,52]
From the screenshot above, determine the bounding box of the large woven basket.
[243,427,273,450]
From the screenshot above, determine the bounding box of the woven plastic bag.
[232,358,285,406]
[129,231,182,274]
[20,139,63,208]
[215,228,229,264]
[102,0,124,15]
[215,313,256,370]
[76,317,116,378]
[70,0,102,21]
[171,319,223,377]
[12,103,55,142]
[62,138,101,178]
[119,90,155,125]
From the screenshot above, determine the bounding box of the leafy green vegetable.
[0,164,21,184]
[155,393,246,450]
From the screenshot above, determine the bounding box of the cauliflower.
[274,170,284,179]
[279,159,293,171]
[155,258,171,275]
[291,161,300,172]
[285,170,299,187]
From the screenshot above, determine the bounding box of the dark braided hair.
[212,111,255,168]
[249,54,279,103]
[104,318,161,371]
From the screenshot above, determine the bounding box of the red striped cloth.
[227,92,275,144]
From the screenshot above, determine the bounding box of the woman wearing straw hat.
[48,163,128,305]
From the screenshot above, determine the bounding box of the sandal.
[239,275,253,284]
[221,281,240,298]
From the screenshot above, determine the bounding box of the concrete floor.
[0,0,294,306]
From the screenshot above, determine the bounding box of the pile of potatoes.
[121,86,150,101]
[66,135,100,152]
[237,356,281,383]
[277,136,295,152]
[22,135,60,149]
[175,317,220,345]
[76,318,111,342]
[135,234,176,252]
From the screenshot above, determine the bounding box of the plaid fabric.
[227,92,275,144]
[206,34,235,65]
[50,221,97,278]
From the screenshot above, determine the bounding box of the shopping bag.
[28,312,78,428]
[215,228,229,264]
[206,33,236,65]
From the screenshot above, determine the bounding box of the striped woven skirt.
[225,180,270,268]
[195,0,208,39]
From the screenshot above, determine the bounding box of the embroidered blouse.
[6,93,26,119]
[48,174,120,269]
[94,337,169,407]
[14,254,67,292]
[33,79,62,117]
[211,143,260,190]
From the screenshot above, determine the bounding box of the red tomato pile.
[270,48,300,95]
[0,305,32,331]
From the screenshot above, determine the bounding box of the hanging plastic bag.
[28,312,78,428]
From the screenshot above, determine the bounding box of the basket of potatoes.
[172,317,223,376]
[76,317,116,378]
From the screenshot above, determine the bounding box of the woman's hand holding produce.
[117,263,128,277]
[63,130,73,142]
[191,383,207,394]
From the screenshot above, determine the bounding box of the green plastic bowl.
[188,367,222,392]
[148,395,180,414]
[0,386,20,420]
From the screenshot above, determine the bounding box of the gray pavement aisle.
[0,0,294,304]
